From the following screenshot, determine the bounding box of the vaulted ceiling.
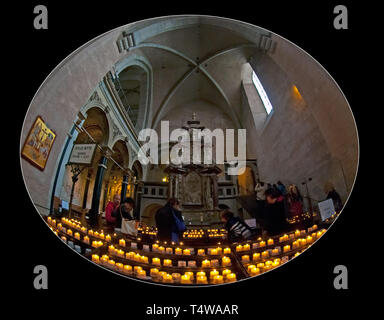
[119,19,270,131]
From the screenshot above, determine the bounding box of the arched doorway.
[237,166,256,196]
[141,203,163,227]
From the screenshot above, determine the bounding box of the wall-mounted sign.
[68,143,97,166]
[318,198,336,221]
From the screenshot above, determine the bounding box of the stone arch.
[77,104,110,146]
[113,55,153,131]
[237,166,256,196]
[141,203,162,226]
[132,160,143,180]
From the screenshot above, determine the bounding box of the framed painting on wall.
[21,116,56,171]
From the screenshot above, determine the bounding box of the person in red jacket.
[105,194,120,227]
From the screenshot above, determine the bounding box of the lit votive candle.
[83,236,90,244]
[152,244,159,252]
[242,255,250,263]
[253,253,261,261]
[271,248,279,256]
[172,273,181,283]
[180,274,192,284]
[267,239,274,246]
[150,268,159,277]
[250,267,260,276]
[67,229,73,236]
[185,271,194,280]
[141,256,149,264]
[306,236,313,243]
[183,249,191,255]
[197,249,205,256]
[236,245,243,252]
[222,269,231,277]
[74,232,80,240]
[295,230,301,237]
[224,247,231,254]
[108,260,115,268]
[243,243,251,251]
[211,248,218,255]
[202,259,211,268]
[158,246,165,253]
[115,263,124,271]
[210,269,219,279]
[222,256,231,267]
[152,257,161,266]
[262,251,269,259]
[166,247,173,254]
[247,264,256,273]
[213,275,224,284]
[216,247,222,255]
[163,259,172,267]
[117,249,125,257]
[137,269,147,279]
[92,254,100,263]
[259,241,266,248]
[257,262,265,269]
[283,245,291,253]
[163,273,173,283]
[134,266,142,274]
[196,276,208,284]
[119,239,126,247]
[175,248,182,255]
[226,273,237,283]
[196,271,206,278]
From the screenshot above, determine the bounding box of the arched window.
[252,71,273,115]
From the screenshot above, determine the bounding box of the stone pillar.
[121,174,129,202]
[168,175,174,198]
[88,152,109,226]
[212,175,219,208]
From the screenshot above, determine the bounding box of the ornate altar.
[164,114,222,225]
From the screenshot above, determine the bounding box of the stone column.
[168,175,174,198]
[88,149,110,226]
[212,175,219,208]
[120,173,129,202]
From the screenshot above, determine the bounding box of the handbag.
[120,206,138,236]
[172,210,186,232]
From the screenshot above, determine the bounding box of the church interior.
[20,16,358,285]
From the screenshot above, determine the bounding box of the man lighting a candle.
[219,204,254,242]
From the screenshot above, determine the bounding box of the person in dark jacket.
[111,197,136,229]
[326,188,343,212]
[155,198,185,242]
[221,210,253,242]
[264,188,289,236]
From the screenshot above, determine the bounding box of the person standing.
[111,197,136,230]
[286,184,303,219]
[254,181,267,220]
[105,194,120,228]
[155,198,185,243]
[264,188,288,236]
[277,181,287,195]
[326,187,343,212]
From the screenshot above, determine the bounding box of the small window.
[144,187,148,194]
[226,188,232,196]
[151,188,156,195]
[252,71,273,115]
[159,188,164,196]
[218,189,223,196]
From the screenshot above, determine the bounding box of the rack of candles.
[46,214,330,285]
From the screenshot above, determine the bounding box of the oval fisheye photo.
[20,15,358,286]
